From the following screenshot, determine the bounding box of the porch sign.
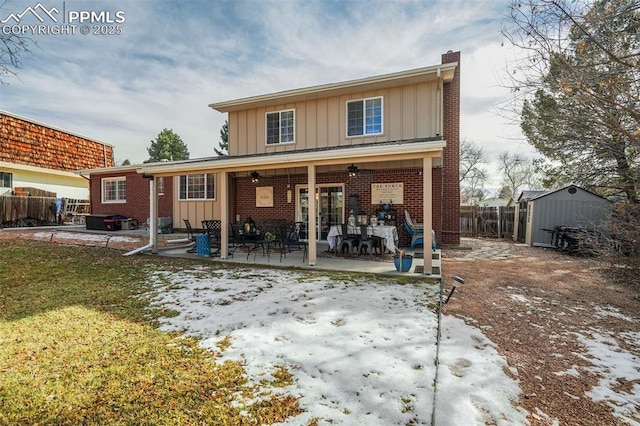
[256,186,274,207]
[371,183,403,205]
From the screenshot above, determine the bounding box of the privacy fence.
[0,196,89,227]
[460,206,515,239]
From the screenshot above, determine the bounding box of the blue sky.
[0,0,535,188]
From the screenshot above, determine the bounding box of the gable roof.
[210,62,458,113]
[518,185,608,203]
[517,190,547,202]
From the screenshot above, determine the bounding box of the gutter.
[138,140,447,175]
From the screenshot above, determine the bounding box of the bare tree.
[0,1,35,84]
[459,139,489,204]
[498,151,542,199]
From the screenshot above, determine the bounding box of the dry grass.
[0,240,302,425]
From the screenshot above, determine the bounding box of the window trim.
[101,176,127,203]
[178,173,216,201]
[346,96,384,138]
[265,109,295,145]
[0,171,12,188]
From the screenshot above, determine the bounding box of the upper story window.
[266,109,295,145]
[1,172,12,188]
[347,96,383,137]
[102,177,126,203]
[179,173,216,200]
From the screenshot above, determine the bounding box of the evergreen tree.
[504,0,640,202]
[145,129,189,163]
[214,120,229,156]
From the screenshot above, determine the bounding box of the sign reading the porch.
[371,183,403,205]
[256,186,273,207]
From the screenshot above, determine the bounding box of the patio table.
[327,225,398,254]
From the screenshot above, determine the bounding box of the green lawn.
[0,240,301,425]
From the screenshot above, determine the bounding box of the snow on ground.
[509,291,640,426]
[32,231,140,244]
[147,264,528,425]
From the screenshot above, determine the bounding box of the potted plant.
[393,249,413,272]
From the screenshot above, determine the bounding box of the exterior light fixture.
[250,171,260,183]
[347,163,358,177]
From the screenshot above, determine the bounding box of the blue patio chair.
[404,210,424,249]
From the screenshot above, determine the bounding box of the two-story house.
[80,51,461,273]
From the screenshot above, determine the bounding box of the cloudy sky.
[1,0,536,190]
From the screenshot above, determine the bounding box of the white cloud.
[1,0,534,171]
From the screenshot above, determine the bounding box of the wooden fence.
[460,206,516,238]
[0,196,58,226]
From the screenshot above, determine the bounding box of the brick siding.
[234,168,442,249]
[89,172,173,225]
[440,50,461,245]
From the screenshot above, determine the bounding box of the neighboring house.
[79,51,461,273]
[515,185,612,245]
[478,197,514,208]
[0,110,114,199]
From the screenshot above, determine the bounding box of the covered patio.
[139,138,442,275]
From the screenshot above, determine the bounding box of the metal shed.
[515,185,612,247]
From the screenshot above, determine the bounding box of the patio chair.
[227,224,246,258]
[202,219,222,257]
[340,223,359,255]
[357,224,380,256]
[279,222,307,262]
[404,210,424,249]
[183,219,198,253]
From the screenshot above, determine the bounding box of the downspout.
[123,176,156,256]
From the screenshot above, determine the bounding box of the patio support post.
[307,164,317,266]
[219,171,229,259]
[423,156,433,275]
[150,177,158,254]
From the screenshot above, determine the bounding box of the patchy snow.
[569,330,640,425]
[147,265,528,425]
[509,290,640,426]
[32,231,140,244]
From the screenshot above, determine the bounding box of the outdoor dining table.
[327,224,399,254]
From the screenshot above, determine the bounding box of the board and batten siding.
[172,175,224,230]
[228,82,440,156]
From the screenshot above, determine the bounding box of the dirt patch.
[442,238,640,425]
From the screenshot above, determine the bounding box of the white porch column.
[423,157,433,275]
[307,164,317,266]
[219,171,229,259]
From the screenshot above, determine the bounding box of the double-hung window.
[266,109,295,144]
[179,173,216,200]
[102,177,126,203]
[347,96,383,137]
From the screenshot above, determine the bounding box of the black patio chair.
[280,222,307,262]
[340,223,359,255]
[202,219,222,257]
[357,224,380,256]
[183,219,198,253]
